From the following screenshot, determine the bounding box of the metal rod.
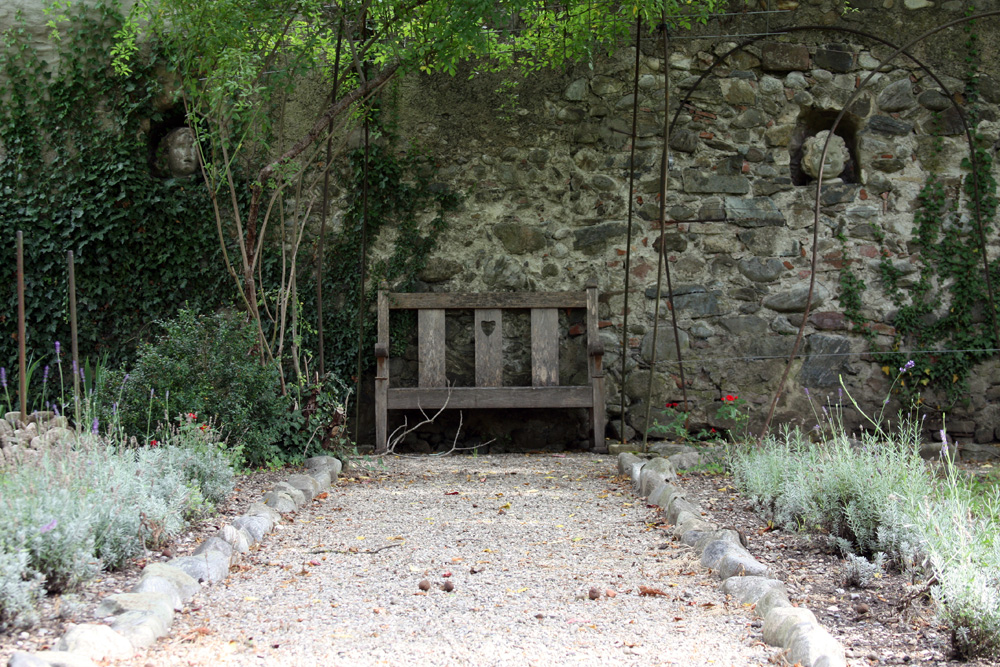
[353,107,370,438]
[752,16,1000,440]
[652,18,999,442]
[642,21,687,452]
[17,231,26,422]
[68,250,80,428]
[619,15,642,445]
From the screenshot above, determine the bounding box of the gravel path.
[125,453,776,666]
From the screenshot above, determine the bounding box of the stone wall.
[7,0,1000,450]
[372,2,1000,449]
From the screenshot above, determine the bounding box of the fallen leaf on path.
[444,491,459,496]
[639,586,669,597]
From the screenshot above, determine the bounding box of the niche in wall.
[788,107,862,185]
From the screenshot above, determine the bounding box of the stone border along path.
[619,451,847,667]
[5,451,845,667]
[5,456,344,667]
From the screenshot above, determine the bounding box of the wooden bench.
[374,281,606,453]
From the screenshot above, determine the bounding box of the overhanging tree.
[112,0,722,375]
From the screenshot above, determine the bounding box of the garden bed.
[675,467,998,666]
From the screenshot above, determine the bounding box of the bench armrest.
[375,343,389,358]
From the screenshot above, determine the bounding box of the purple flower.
[54,341,61,358]
[150,388,155,398]
[940,429,948,445]
[804,387,810,396]
[941,442,950,460]
[899,360,915,373]
[0,367,6,388]
[39,519,57,534]
[71,359,78,376]
[42,365,50,385]
[91,417,99,435]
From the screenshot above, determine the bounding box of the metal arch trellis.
[633,12,1000,445]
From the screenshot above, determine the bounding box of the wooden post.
[374,283,389,453]
[586,280,606,453]
[16,231,26,423]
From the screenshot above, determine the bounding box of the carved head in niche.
[157,127,198,178]
[801,130,847,182]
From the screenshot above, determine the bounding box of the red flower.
[710,428,717,433]
[150,439,159,447]
[187,412,197,419]
[724,394,738,402]
[199,424,208,431]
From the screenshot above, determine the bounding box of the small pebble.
[588,587,601,600]
[418,579,431,591]
[442,580,455,592]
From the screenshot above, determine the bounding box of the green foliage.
[0,1,231,372]
[279,376,351,463]
[107,309,287,467]
[649,395,750,444]
[294,128,459,385]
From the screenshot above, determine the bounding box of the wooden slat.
[387,386,593,410]
[475,309,503,387]
[389,291,586,310]
[377,287,389,350]
[531,308,559,387]
[418,309,446,387]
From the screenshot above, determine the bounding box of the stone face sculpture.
[801,130,847,182]
[158,127,198,178]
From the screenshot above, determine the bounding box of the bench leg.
[591,376,606,454]
[375,362,388,454]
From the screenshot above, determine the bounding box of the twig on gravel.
[310,543,403,555]
[894,575,938,613]
[389,401,496,458]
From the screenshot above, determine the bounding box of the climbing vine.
[838,4,1000,409]
[290,111,459,386]
[0,1,231,370]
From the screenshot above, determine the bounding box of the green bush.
[107,309,288,467]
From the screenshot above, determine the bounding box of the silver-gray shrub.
[842,551,887,588]
[88,445,191,569]
[0,452,100,593]
[0,549,42,629]
[0,435,234,620]
[915,477,1000,658]
[728,425,928,564]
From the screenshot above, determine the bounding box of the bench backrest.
[377,282,601,390]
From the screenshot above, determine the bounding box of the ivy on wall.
[291,119,459,385]
[836,5,1000,409]
[0,2,231,370]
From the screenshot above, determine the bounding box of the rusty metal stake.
[17,231,26,423]
[68,250,80,429]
